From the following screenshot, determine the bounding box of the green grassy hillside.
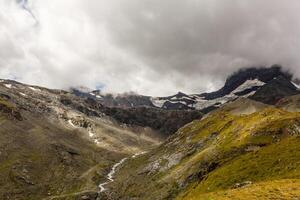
[183,179,300,200]
[109,107,300,199]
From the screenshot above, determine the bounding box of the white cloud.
[1,0,300,96]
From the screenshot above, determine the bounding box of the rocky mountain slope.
[73,65,300,113]
[0,77,205,200]
[58,96,202,137]
[151,65,299,111]
[0,80,166,200]
[276,94,300,112]
[107,98,300,199]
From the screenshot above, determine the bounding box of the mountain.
[151,65,299,112]
[200,65,292,100]
[72,65,300,113]
[71,89,156,109]
[250,75,300,104]
[0,79,165,199]
[107,98,300,200]
[60,94,202,137]
[276,94,300,112]
[1,65,300,200]
[0,79,203,199]
[207,97,270,116]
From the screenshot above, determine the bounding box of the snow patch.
[152,79,264,110]
[151,98,167,108]
[232,79,265,94]
[243,91,256,98]
[68,120,76,127]
[181,96,194,101]
[4,84,12,89]
[165,100,188,105]
[19,92,27,97]
[28,86,41,92]
[291,81,300,90]
[88,131,94,137]
[194,79,264,110]
[132,151,147,158]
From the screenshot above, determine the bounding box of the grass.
[183,179,300,200]
[178,137,300,199]
[109,108,300,200]
[0,98,14,109]
[176,109,300,200]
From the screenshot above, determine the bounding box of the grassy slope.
[110,107,300,199]
[185,179,300,200]
[0,108,124,200]
[178,137,300,199]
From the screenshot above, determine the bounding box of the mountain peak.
[203,65,293,100]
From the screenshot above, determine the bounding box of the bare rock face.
[201,65,293,100]
[233,181,253,189]
[99,107,203,136]
[250,75,300,104]
[60,95,203,136]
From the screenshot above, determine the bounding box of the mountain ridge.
[1,66,300,200]
[71,65,300,112]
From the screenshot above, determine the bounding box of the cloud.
[17,0,37,22]
[1,0,300,96]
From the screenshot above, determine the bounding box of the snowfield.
[151,79,266,111]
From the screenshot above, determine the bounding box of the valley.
[0,80,162,200]
[3,0,300,199]
[1,66,300,199]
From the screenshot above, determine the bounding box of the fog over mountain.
[1,0,300,95]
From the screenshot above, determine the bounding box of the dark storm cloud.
[1,0,300,95]
[102,0,300,80]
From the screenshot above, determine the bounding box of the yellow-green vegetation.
[0,97,15,115]
[182,179,300,200]
[0,97,23,120]
[109,108,300,200]
[0,97,14,109]
[178,137,300,199]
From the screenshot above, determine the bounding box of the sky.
[1,0,300,96]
